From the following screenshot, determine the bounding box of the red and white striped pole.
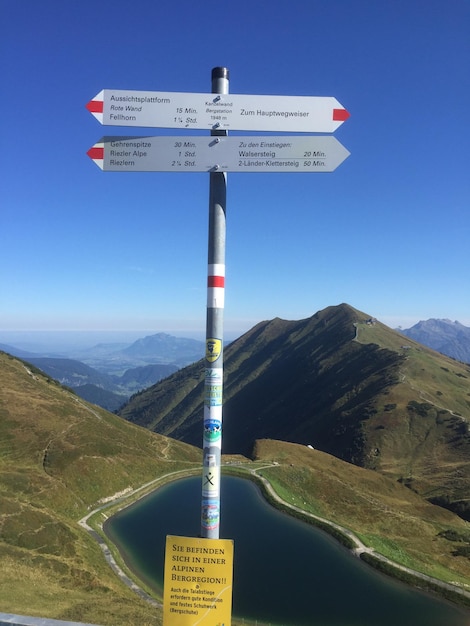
[201,67,229,539]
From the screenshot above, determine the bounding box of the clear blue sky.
[1,0,469,340]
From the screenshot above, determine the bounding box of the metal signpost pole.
[86,71,351,623]
[201,67,229,539]
[86,72,350,543]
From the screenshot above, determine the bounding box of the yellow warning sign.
[206,338,222,362]
[163,535,234,626]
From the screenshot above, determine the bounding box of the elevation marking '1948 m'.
[86,135,350,173]
[86,89,350,133]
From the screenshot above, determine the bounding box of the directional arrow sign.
[87,135,350,172]
[86,89,349,133]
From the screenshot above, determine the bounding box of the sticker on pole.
[163,535,234,626]
[205,338,222,362]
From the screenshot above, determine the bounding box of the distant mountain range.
[399,319,470,364]
[25,358,177,411]
[0,332,204,411]
[121,333,203,362]
[2,320,468,415]
[118,304,470,520]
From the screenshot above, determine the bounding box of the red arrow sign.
[87,145,104,160]
[86,99,103,115]
[333,108,350,121]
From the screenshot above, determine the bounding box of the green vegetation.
[2,304,470,625]
[251,439,470,597]
[0,351,200,625]
[119,305,470,523]
[355,319,470,518]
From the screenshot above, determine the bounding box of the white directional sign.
[86,89,349,133]
[87,135,350,173]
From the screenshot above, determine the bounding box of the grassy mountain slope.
[0,351,200,625]
[119,304,470,517]
[1,348,469,622]
[355,319,470,514]
[250,439,470,591]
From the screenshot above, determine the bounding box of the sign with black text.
[163,535,234,626]
[86,88,349,133]
[87,135,350,172]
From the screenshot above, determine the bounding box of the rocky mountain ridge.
[400,318,470,364]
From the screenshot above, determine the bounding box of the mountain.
[61,334,204,374]
[1,348,469,620]
[0,343,39,358]
[1,332,203,411]
[118,363,179,389]
[26,357,177,411]
[118,304,470,519]
[121,332,204,366]
[68,383,128,412]
[27,357,116,388]
[400,319,470,364]
[0,349,200,624]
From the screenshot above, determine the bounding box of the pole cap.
[212,67,230,80]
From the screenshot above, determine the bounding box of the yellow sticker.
[206,338,222,362]
[163,535,234,626]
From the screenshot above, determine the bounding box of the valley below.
[1,304,469,625]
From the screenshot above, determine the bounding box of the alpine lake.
[104,475,470,626]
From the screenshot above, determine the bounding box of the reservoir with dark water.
[104,475,470,626]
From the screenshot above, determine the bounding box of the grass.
[354,321,470,510]
[356,321,470,419]
[252,439,470,593]
[0,540,163,625]
[0,351,200,624]
[2,349,470,624]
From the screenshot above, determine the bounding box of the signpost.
[86,88,349,133]
[86,66,350,625]
[87,135,350,172]
[201,67,228,544]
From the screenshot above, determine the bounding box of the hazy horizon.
[1,313,469,354]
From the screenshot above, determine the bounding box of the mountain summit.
[122,332,204,365]
[119,303,470,519]
[400,318,470,364]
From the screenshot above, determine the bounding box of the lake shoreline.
[78,463,470,618]
[239,465,470,610]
